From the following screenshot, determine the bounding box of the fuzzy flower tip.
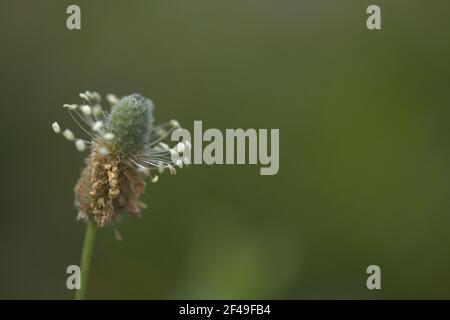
[52,91,188,228]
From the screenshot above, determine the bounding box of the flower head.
[52,91,189,228]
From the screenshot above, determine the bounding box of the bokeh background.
[1,0,450,299]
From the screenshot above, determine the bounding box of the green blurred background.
[1,0,450,299]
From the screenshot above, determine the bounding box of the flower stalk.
[76,222,96,300]
[52,91,188,299]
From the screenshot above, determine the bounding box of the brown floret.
[74,148,147,227]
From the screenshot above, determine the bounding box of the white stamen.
[103,132,115,140]
[84,91,95,100]
[177,142,185,154]
[81,105,92,115]
[63,129,74,141]
[99,147,109,156]
[52,121,60,134]
[92,105,102,116]
[79,93,91,102]
[92,121,103,132]
[75,140,86,152]
[176,159,183,168]
[92,92,101,101]
[170,119,180,128]
[63,104,77,110]
[106,94,119,105]
[151,176,159,183]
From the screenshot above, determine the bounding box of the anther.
[63,104,77,110]
[79,93,91,102]
[103,133,115,140]
[63,129,74,141]
[170,119,180,128]
[81,105,92,115]
[92,91,102,101]
[75,140,86,152]
[52,121,61,134]
[106,94,119,105]
[92,121,103,132]
[92,105,102,116]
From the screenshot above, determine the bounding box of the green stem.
[75,222,96,300]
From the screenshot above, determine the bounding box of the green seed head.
[107,94,154,154]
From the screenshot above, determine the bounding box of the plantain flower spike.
[52,92,189,228]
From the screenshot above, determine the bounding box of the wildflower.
[52,91,188,228]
